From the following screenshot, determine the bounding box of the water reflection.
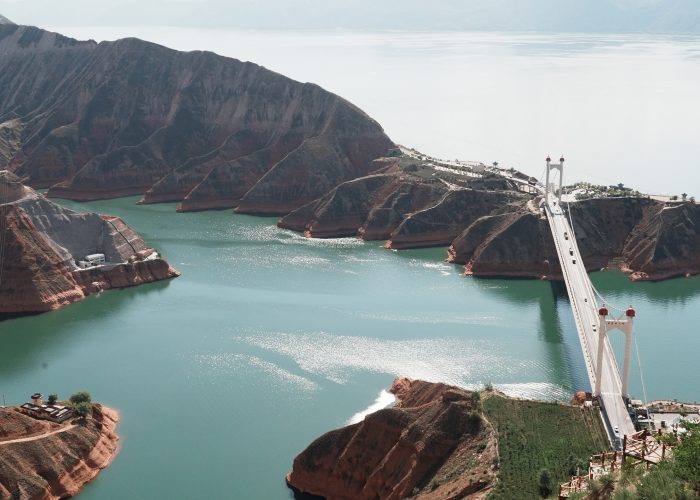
[591,271,700,306]
[0,279,172,377]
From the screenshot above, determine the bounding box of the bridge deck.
[545,198,635,445]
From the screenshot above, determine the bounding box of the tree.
[470,391,481,405]
[673,422,700,494]
[611,487,635,500]
[72,401,92,420]
[637,461,693,500]
[47,394,58,405]
[565,453,588,476]
[682,193,688,201]
[69,391,91,405]
[538,468,553,498]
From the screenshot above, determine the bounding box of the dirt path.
[0,424,76,445]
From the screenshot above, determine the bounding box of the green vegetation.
[566,182,644,201]
[673,421,700,494]
[538,469,553,498]
[69,391,92,421]
[47,394,58,405]
[72,401,92,419]
[69,391,91,405]
[612,421,700,498]
[483,394,609,499]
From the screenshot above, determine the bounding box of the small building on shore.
[77,253,106,269]
[17,393,74,423]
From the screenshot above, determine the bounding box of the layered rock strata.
[286,378,496,500]
[448,197,700,281]
[0,404,119,500]
[0,172,179,314]
[0,24,393,215]
[279,156,527,246]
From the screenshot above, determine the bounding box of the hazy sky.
[2,0,700,33]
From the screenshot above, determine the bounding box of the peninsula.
[286,378,608,500]
[281,151,700,282]
[0,392,119,500]
[0,171,179,315]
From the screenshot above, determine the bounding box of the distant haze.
[2,0,700,33]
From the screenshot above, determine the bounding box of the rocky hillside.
[0,23,393,215]
[0,404,119,499]
[0,171,179,315]
[286,378,496,500]
[279,156,526,247]
[280,153,700,281]
[447,197,700,281]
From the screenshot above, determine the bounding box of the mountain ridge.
[0,23,394,214]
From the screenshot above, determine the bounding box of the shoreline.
[0,404,120,500]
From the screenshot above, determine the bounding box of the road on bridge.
[545,197,636,445]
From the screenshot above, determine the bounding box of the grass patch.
[483,394,610,499]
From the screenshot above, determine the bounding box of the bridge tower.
[545,156,565,204]
[595,306,635,398]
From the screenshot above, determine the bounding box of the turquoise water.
[2,197,699,498]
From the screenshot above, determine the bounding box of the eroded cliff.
[0,172,179,315]
[0,404,119,500]
[448,197,700,281]
[0,24,393,214]
[278,156,526,246]
[286,378,496,500]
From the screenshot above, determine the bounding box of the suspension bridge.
[543,156,639,448]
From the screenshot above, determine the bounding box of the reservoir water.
[2,197,700,499]
[2,30,700,498]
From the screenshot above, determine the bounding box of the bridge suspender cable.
[634,334,650,408]
[565,190,649,411]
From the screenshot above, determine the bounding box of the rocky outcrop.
[0,173,179,315]
[449,207,558,279]
[0,204,86,313]
[386,188,525,250]
[277,156,525,245]
[448,197,700,281]
[286,378,496,500]
[0,24,393,214]
[279,172,404,237]
[0,404,119,500]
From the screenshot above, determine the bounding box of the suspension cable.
[564,195,630,313]
[633,333,650,407]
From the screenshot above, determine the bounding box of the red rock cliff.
[448,197,700,281]
[0,24,393,215]
[0,174,179,315]
[0,404,120,500]
[286,378,496,500]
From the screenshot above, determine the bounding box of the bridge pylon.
[545,156,565,204]
[595,306,635,398]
